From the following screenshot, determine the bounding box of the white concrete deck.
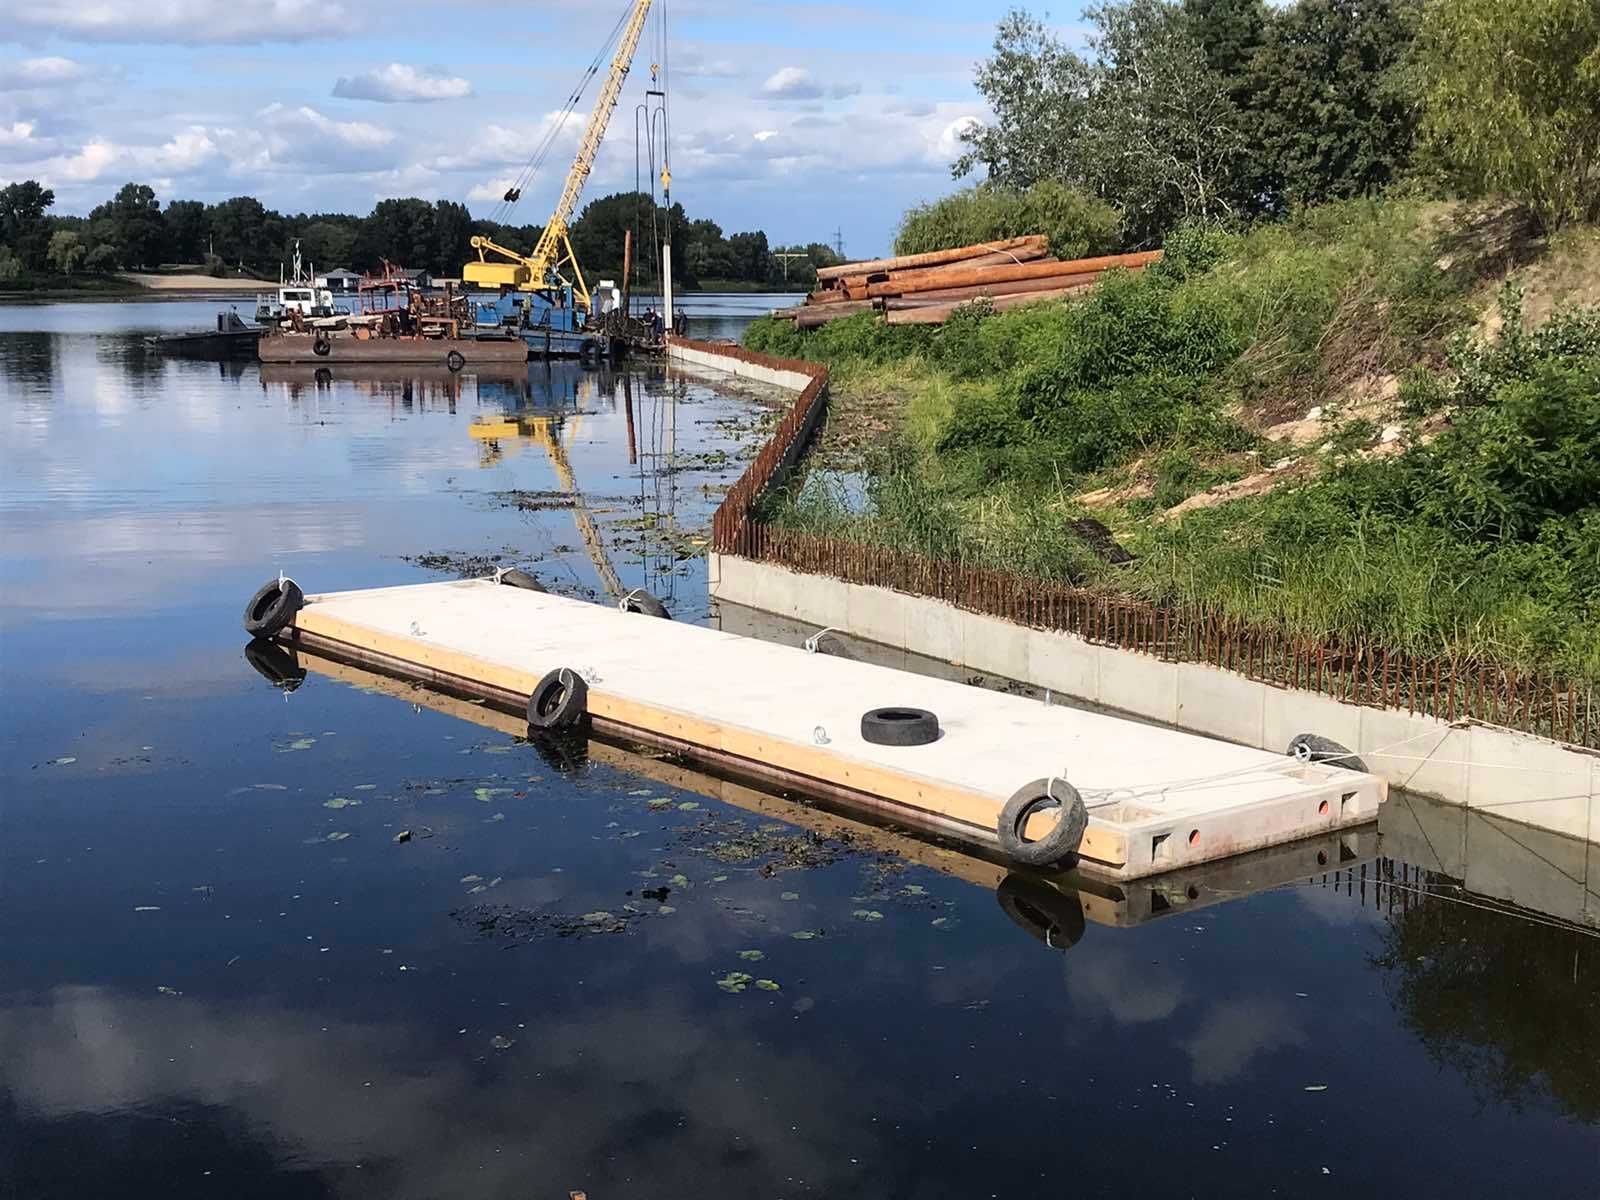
[287,579,1386,879]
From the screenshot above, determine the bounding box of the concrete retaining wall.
[711,554,1600,845]
[668,340,815,393]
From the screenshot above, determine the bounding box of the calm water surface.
[1,299,1596,1198]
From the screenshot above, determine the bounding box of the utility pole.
[772,251,806,282]
[833,227,844,259]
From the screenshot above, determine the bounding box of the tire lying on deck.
[1286,733,1366,773]
[995,874,1085,950]
[996,778,1089,867]
[242,577,304,639]
[527,667,588,732]
[500,568,546,592]
[859,707,940,747]
[619,590,670,619]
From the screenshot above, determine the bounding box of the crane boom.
[464,0,655,308]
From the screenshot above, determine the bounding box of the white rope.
[618,588,651,612]
[804,627,842,654]
[1074,727,1455,807]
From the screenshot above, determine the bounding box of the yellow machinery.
[463,0,655,310]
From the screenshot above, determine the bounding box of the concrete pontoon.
[275,578,1387,880]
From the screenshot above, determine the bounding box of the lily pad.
[780,891,800,901]
[716,971,753,993]
[647,798,674,812]
[852,909,883,922]
[323,797,359,809]
[676,801,700,811]
[755,979,781,992]
[790,930,818,941]
[737,949,765,962]
[489,1034,514,1050]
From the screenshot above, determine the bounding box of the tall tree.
[206,196,276,270]
[90,182,167,268]
[46,230,85,275]
[1080,0,1248,241]
[163,199,208,263]
[0,180,56,272]
[433,200,473,276]
[1249,0,1419,211]
[955,9,1093,188]
[1419,0,1600,233]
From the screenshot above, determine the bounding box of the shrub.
[895,180,1121,259]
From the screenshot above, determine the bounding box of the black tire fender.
[244,638,306,692]
[527,667,588,732]
[446,350,465,372]
[995,874,1085,950]
[996,778,1088,867]
[500,568,546,592]
[243,577,304,638]
[1287,733,1366,773]
[860,707,940,747]
[312,337,331,357]
[619,589,670,619]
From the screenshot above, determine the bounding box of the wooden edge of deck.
[285,606,1129,868]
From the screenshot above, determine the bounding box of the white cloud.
[0,57,89,90]
[760,67,823,100]
[252,103,397,171]
[676,46,741,79]
[332,63,473,104]
[11,0,354,44]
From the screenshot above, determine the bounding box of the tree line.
[939,0,1598,250]
[0,182,842,290]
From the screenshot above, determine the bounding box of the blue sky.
[0,1,1093,256]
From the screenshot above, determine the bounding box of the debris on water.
[475,787,511,803]
[156,985,181,996]
[677,801,700,811]
[792,997,815,1013]
[717,971,754,993]
[355,784,378,791]
[790,930,820,940]
[394,830,412,844]
[323,797,359,809]
[134,906,161,912]
[461,904,644,941]
[853,909,884,922]
[326,831,351,842]
[781,891,800,901]
[647,798,673,811]
[676,815,867,875]
[737,949,765,962]
[273,738,317,753]
[1304,1085,1328,1092]
[657,905,676,915]
[405,550,519,577]
[641,886,671,902]
[489,1034,514,1050]
[461,875,483,883]
[52,756,77,765]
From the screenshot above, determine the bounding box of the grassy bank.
[0,272,147,300]
[744,200,1600,684]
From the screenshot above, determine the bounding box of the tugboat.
[147,308,264,360]
[255,241,338,324]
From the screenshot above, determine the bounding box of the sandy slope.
[119,273,266,291]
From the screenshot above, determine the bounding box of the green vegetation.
[740,0,1600,685]
[895,181,1120,259]
[747,199,1600,683]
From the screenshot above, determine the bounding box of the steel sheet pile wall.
[690,341,1599,751]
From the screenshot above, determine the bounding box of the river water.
[1,297,1596,1197]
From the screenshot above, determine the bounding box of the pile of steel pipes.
[771,236,1162,328]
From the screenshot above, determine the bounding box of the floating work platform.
[274,579,1386,880]
[258,332,528,368]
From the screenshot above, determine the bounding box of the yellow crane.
[463,0,655,312]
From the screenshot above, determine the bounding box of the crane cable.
[483,0,636,228]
